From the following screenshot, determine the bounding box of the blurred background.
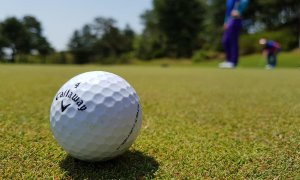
[0,0,299,65]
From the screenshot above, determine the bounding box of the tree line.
[68,17,135,64]
[0,16,53,62]
[0,0,299,64]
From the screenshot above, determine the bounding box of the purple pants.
[222,18,242,66]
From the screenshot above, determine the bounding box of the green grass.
[136,51,300,68]
[1,64,300,179]
[238,51,300,68]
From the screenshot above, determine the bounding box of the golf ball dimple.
[50,71,142,161]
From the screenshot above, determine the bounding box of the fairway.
[1,65,300,179]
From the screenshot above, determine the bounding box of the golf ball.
[50,71,142,161]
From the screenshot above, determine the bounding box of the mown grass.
[0,64,300,179]
[137,51,300,68]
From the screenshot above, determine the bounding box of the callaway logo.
[55,84,87,112]
[61,101,71,112]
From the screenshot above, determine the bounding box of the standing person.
[259,38,281,69]
[219,0,249,69]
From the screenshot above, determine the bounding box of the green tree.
[93,19,135,63]
[68,17,136,64]
[92,17,123,60]
[68,25,96,64]
[153,0,205,58]
[136,10,166,60]
[0,17,28,62]
[138,0,205,59]
[0,25,8,60]
[122,25,135,53]
[245,0,300,48]
[215,0,299,47]
[37,37,54,63]
[0,16,53,63]
[23,16,42,47]
[23,16,53,57]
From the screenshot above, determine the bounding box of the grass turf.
[139,51,300,68]
[0,64,300,179]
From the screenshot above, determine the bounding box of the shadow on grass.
[60,150,159,179]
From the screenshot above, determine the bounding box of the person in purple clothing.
[219,0,249,69]
[259,38,281,69]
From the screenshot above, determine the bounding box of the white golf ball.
[50,71,142,161]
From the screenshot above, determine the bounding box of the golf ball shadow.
[59,150,159,179]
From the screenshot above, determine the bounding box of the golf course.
[1,56,299,178]
[1,0,300,178]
